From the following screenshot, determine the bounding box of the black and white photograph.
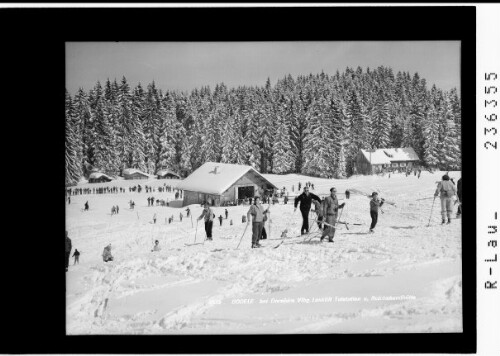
[65,40,464,334]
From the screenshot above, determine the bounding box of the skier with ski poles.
[197,202,214,241]
[294,186,322,235]
[321,187,345,242]
[434,174,457,224]
[246,196,269,248]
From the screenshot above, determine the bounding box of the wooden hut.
[355,147,420,175]
[122,168,150,180]
[177,162,278,207]
[156,169,181,180]
[88,172,114,183]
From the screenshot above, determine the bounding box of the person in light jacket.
[321,188,345,242]
[198,202,214,241]
[247,196,269,248]
[434,174,457,224]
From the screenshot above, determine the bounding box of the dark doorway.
[238,186,255,200]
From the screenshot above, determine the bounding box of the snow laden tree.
[158,92,177,172]
[271,94,294,174]
[289,91,308,173]
[91,89,119,175]
[439,94,461,170]
[344,89,366,175]
[142,82,162,174]
[370,87,392,149]
[65,91,81,185]
[422,103,440,168]
[302,95,338,178]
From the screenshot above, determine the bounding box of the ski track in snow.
[66,171,462,334]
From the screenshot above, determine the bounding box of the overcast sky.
[66,41,460,95]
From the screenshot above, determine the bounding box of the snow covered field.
[65,171,462,334]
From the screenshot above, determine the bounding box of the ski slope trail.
[66,171,462,334]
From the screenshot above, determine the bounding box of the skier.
[102,244,113,262]
[434,174,457,224]
[321,188,345,242]
[294,186,321,235]
[284,195,289,205]
[345,189,351,199]
[456,177,462,218]
[111,206,116,215]
[84,201,89,211]
[418,169,422,179]
[185,207,190,217]
[151,240,161,252]
[369,192,384,233]
[198,202,214,241]
[180,212,183,222]
[246,196,269,248]
[65,231,72,272]
[68,196,71,204]
[72,249,80,265]
[116,205,119,214]
[225,209,228,219]
[153,213,157,224]
[218,215,223,226]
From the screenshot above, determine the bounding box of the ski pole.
[236,222,249,249]
[427,196,437,227]
[194,219,199,243]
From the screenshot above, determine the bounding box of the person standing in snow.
[102,244,113,262]
[321,188,345,242]
[179,212,183,222]
[294,186,322,235]
[185,207,190,217]
[456,177,462,218]
[153,213,157,224]
[65,231,72,272]
[369,192,384,233]
[225,209,228,219]
[198,202,214,241]
[116,205,119,214]
[84,201,89,211]
[434,174,457,224]
[72,249,80,265]
[218,215,223,226]
[247,196,269,248]
[345,190,351,199]
[67,196,71,204]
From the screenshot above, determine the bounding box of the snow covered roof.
[156,169,180,177]
[123,168,149,176]
[89,172,114,180]
[177,162,277,195]
[360,148,419,165]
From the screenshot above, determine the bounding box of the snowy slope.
[66,171,462,334]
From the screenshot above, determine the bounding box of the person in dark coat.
[294,186,322,235]
[102,244,113,262]
[65,231,72,272]
[84,201,89,211]
[345,190,351,199]
[225,209,228,219]
[218,215,223,226]
[456,177,462,217]
[72,249,80,265]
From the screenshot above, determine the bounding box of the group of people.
[111,205,120,215]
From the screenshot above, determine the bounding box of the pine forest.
[65,66,461,186]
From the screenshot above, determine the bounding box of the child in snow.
[72,249,80,264]
[151,240,161,252]
[369,192,384,233]
[102,244,113,262]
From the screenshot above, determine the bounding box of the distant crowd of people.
[66,184,182,197]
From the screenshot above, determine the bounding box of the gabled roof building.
[177,162,278,207]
